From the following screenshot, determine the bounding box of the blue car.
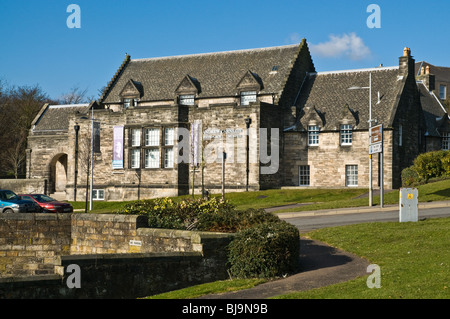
[0,189,41,213]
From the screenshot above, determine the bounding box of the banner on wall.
[112,126,124,169]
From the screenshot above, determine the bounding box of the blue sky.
[1,0,449,100]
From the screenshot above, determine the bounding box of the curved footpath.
[198,237,370,299]
[198,200,450,299]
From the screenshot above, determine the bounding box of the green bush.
[227,221,300,278]
[401,166,421,187]
[441,151,450,176]
[413,150,448,182]
[117,197,301,278]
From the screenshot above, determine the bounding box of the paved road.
[279,202,450,232]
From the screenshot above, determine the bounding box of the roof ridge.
[313,66,398,75]
[131,43,300,62]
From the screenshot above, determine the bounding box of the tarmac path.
[198,237,370,299]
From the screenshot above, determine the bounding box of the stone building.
[26,41,450,201]
[284,47,450,189]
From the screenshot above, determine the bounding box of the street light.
[348,72,374,207]
[245,117,252,192]
[74,124,80,202]
[79,106,99,212]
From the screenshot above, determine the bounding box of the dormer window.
[236,70,262,106]
[240,91,257,106]
[179,94,195,106]
[119,79,143,109]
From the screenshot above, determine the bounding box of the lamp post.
[74,124,80,202]
[348,72,374,207]
[89,106,94,211]
[245,117,252,192]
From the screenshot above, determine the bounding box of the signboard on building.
[369,124,383,154]
[112,126,124,169]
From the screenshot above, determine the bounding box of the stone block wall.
[0,179,48,195]
[0,214,71,277]
[283,130,394,189]
[0,213,233,298]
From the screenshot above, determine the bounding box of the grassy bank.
[274,216,450,299]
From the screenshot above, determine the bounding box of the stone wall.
[283,130,395,189]
[0,178,48,195]
[0,213,71,277]
[0,213,233,299]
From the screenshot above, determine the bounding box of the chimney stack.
[399,47,414,77]
[417,63,435,92]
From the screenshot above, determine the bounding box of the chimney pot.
[403,47,411,57]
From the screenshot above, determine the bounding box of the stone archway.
[49,153,68,196]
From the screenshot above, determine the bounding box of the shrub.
[413,150,448,182]
[441,151,450,176]
[117,197,301,279]
[401,166,421,187]
[227,221,300,278]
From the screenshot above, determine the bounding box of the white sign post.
[369,124,384,207]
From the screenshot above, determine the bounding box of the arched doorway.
[49,154,68,196]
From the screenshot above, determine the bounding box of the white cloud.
[310,33,371,61]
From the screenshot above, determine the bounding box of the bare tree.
[0,84,49,178]
[58,86,94,104]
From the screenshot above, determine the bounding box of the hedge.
[116,197,300,278]
[227,221,300,278]
[402,150,450,186]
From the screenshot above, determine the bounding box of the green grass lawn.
[142,278,267,299]
[69,178,450,214]
[274,216,450,299]
[142,216,450,299]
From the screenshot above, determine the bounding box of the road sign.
[369,124,383,154]
[370,124,383,145]
[369,143,382,154]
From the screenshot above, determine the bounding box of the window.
[308,125,319,146]
[164,148,174,168]
[129,127,175,170]
[346,165,358,187]
[299,165,310,186]
[131,149,140,168]
[340,124,352,145]
[145,148,160,168]
[92,189,105,200]
[440,85,447,100]
[165,128,174,146]
[399,125,403,147]
[145,128,160,146]
[179,95,195,106]
[124,98,131,109]
[240,91,257,106]
[443,132,450,150]
[131,129,141,147]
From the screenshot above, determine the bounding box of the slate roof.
[101,44,303,103]
[294,66,404,131]
[32,104,90,132]
[415,61,450,82]
[417,82,448,136]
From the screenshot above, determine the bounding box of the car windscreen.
[2,190,19,201]
[32,195,56,203]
